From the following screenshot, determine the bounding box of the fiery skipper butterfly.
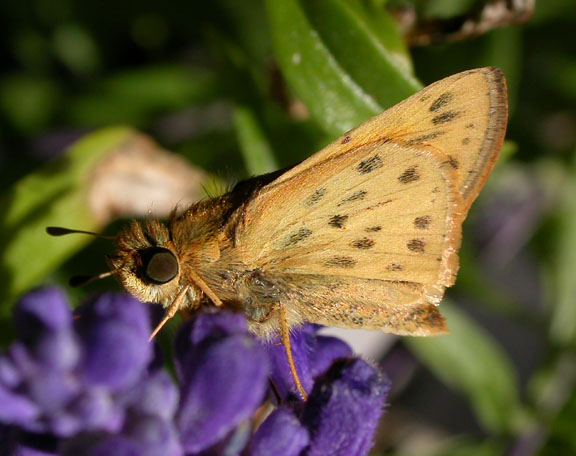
[49,67,507,399]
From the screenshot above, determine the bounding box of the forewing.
[271,67,507,212]
[231,68,507,335]
[237,139,463,301]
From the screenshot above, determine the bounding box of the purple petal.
[123,415,183,456]
[32,330,80,371]
[75,294,152,392]
[310,336,353,378]
[68,389,124,433]
[77,294,150,338]
[188,312,248,345]
[47,411,84,436]
[249,408,309,456]
[264,326,315,399]
[302,359,390,456]
[122,371,179,420]
[177,333,269,453]
[22,371,83,436]
[14,288,72,356]
[8,344,38,378]
[14,288,72,338]
[0,356,21,388]
[26,370,80,415]
[174,312,248,380]
[0,385,39,424]
[78,321,151,392]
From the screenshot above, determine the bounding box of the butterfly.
[49,67,508,399]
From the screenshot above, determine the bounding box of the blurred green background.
[1,0,576,454]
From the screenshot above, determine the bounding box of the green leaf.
[233,104,279,175]
[0,74,60,133]
[102,65,219,108]
[415,0,478,19]
[67,65,220,126]
[216,0,272,69]
[433,438,505,456]
[498,140,518,165]
[406,302,525,433]
[302,0,419,106]
[552,59,576,104]
[356,0,413,73]
[266,0,421,136]
[550,147,576,346]
[482,27,522,113]
[53,23,101,76]
[0,127,136,313]
[537,358,576,455]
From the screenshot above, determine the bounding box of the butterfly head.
[107,219,183,306]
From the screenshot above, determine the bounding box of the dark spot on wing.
[420,94,431,102]
[414,215,431,229]
[432,187,440,194]
[341,135,351,144]
[304,188,327,207]
[324,256,356,268]
[351,238,375,249]
[398,166,419,184]
[338,190,367,206]
[366,199,392,210]
[406,131,445,146]
[365,226,382,232]
[429,92,453,112]
[432,111,460,125]
[466,122,475,129]
[407,239,426,253]
[329,214,348,228]
[446,155,459,169]
[357,155,383,174]
[462,137,470,145]
[283,227,312,247]
[386,263,403,271]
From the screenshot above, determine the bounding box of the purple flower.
[265,325,354,400]
[75,293,152,391]
[256,328,389,456]
[301,358,390,455]
[249,408,309,456]
[0,288,169,454]
[0,288,390,455]
[174,313,270,453]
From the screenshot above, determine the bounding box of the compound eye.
[141,248,179,284]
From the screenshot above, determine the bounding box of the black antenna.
[46,226,115,240]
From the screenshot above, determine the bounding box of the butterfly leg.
[240,302,308,400]
[278,304,308,401]
[235,270,308,400]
